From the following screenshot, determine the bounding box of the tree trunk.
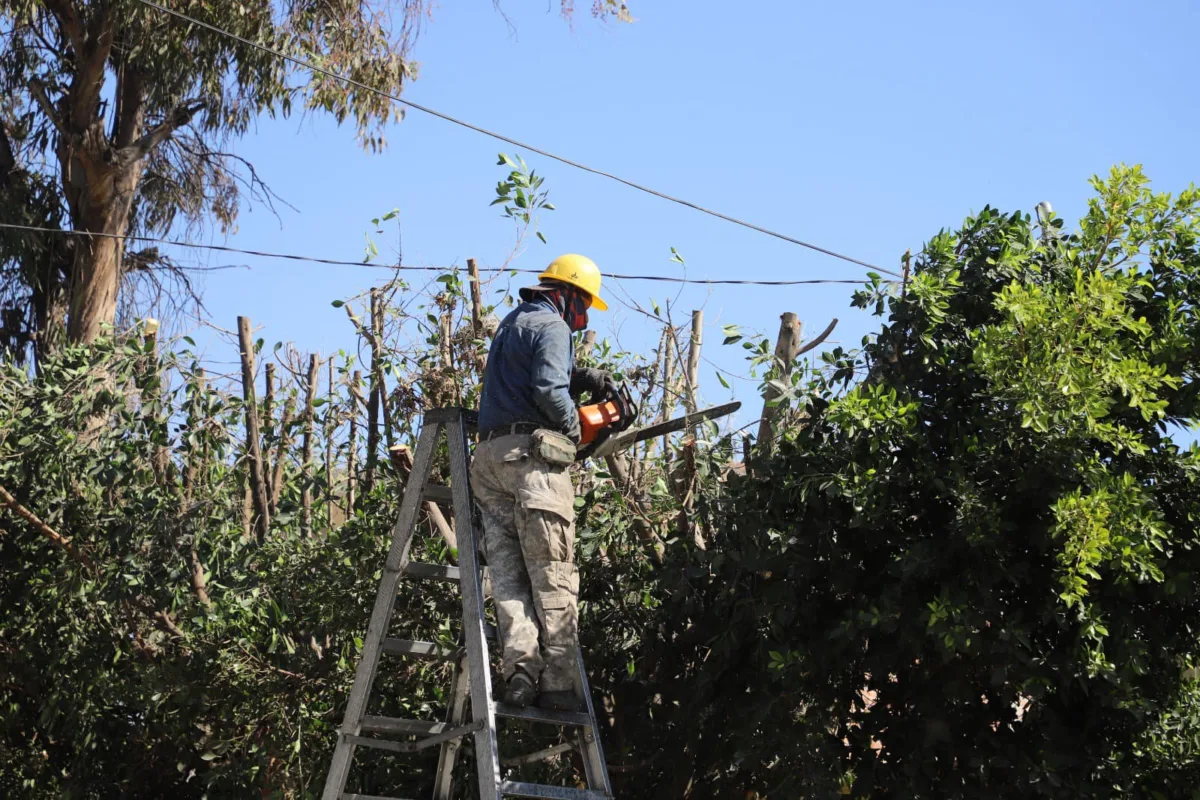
[270,398,295,517]
[264,361,276,488]
[347,369,362,513]
[658,326,678,461]
[756,312,802,458]
[301,353,319,537]
[36,3,202,344]
[237,316,271,541]
[364,290,381,493]
[685,310,703,415]
[468,258,487,376]
[326,358,335,527]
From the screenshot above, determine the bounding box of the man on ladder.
[471,253,613,713]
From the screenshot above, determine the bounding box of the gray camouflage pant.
[470,433,579,692]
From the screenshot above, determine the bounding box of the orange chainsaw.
[576,382,741,460]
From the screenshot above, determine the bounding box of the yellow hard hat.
[538,253,608,311]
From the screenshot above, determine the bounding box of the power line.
[133,0,900,279]
[0,222,873,286]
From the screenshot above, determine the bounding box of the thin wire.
[133,0,899,278]
[0,222,873,286]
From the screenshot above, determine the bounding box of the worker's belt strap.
[481,422,541,441]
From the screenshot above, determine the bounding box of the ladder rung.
[494,702,593,728]
[499,780,610,799]
[381,638,460,661]
[502,741,574,767]
[346,720,483,755]
[423,484,455,503]
[342,794,418,800]
[359,716,446,736]
[404,562,461,582]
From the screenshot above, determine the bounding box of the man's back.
[478,299,579,440]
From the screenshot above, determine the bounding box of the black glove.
[570,367,613,401]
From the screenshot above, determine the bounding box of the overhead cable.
[133,0,899,278]
[0,222,873,286]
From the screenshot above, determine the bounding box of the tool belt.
[481,422,541,441]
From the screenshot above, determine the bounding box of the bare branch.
[114,67,147,149]
[72,9,116,127]
[40,0,86,54]
[796,318,838,357]
[121,100,206,162]
[0,483,93,568]
[27,79,67,138]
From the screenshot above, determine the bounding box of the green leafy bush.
[630,166,1200,798]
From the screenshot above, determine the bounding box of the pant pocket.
[537,591,577,645]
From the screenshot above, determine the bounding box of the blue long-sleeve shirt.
[478,297,579,441]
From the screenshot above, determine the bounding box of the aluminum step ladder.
[322,407,613,800]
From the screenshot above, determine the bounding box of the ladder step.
[494,702,594,728]
[423,484,455,503]
[380,638,460,662]
[346,720,483,755]
[359,716,447,736]
[502,741,575,767]
[342,794,418,800]
[404,562,461,582]
[499,780,610,799]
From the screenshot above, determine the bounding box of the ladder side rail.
[432,653,472,799]
[322,421,444,800]
[571,649,612,794]
[447,414,504,799]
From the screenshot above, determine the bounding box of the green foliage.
[493,153,555,245]
[0,337,447,797]
[629,166,1200,797]
[7,163,1200,799]
[0,238,687,796]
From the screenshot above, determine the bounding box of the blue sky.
[177,0,1200,426]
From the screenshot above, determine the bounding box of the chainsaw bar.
[588,401,741,459]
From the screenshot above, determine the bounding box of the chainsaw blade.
[589,401,741,459]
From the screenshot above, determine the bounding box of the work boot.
[503,672,537,708]
[537,690,584,712]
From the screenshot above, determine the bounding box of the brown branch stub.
[0,483,93,568]
[757,312,802,458]
[300,353,319,537]
[237,316,272,541]
[468,258,488,376]
[153,609,186,639]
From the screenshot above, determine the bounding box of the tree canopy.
[0,0,632,362]
[631,165,1200,797]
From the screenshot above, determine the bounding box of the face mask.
[563,290,589,332]
[527,284,589,331]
